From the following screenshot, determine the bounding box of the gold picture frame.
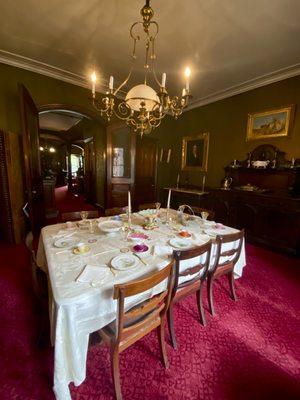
[246,105,294,141]
[181,132,209,171]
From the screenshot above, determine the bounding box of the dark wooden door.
[135,136,158,207]
[19,84,45,234]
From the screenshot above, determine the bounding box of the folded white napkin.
[76,265,109,285]
[153,245,173,257]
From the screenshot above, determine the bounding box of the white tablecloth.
[37,211,246,400]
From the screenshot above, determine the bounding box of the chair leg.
[157,322,169,369]
[196,281,206,326]
[110,346,122,400]
[228,271,237,301]
[167,304,177,349]
[207,274,215,316]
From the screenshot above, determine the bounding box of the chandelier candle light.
[90,0,192,136]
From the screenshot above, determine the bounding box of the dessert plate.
[111,254,139,271]
[169,238,192,249]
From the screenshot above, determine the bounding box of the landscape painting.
[246,106,294,141]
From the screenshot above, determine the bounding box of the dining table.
[36,209,246,400]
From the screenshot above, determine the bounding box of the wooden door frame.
[19,84,45,234]
[106,122,136,207]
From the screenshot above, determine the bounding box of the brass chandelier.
[90,0,191,136]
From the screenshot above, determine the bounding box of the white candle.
[128,191,131,214]
[161,72,166,88]
[176,173,180,187]
[185,81,189,92]
[182,88,186,97]
[109,76,114,91]
[202,175,206,192]
[91,71,96,96]
[184,67,191,92]
[167,189,171,209]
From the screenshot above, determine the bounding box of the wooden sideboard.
[207,188,300,255]
[163,174,300,256]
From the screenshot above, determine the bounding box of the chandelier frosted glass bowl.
[90,0,191,136]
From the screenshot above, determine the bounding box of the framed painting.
[246,105,294,141]
[181,132,209,171]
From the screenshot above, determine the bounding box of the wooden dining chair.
[192,206,215,220]
[98,261,174,400]
[167,242,212,349]
[61,210,99,222]
[138,203,157,211]
[104,207,127,217]
[25,232,49,345]
[207,229,244,316]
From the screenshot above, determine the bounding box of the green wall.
[0,62,107,207]
[0,62,105,134]
[154,75,300,190]
[1,62,299,199]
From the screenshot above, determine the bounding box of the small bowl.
[179,230,192,238]
[133,244,149,253]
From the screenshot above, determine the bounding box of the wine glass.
[155,202,161,212]
[121,221,129,241]
[80,211,88,222]
[201,211,209,221]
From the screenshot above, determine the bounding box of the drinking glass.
[80,211,88,222]
[201,211,209,221]
[121,221,129,241]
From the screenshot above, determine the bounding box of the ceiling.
[39,111,83,132]
[1,0,300,107]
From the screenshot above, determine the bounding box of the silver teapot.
[221,176,233,190]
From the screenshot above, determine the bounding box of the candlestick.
[109,76,114,91]
[202,175,206,192]
[161,73,166,88]
[167,189,171,209]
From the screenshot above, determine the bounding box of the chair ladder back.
[138,203,157,211]
[113,262,174,341]
[214,229,244,270]
[173,242,212,292]
[105,207,126,217]
[61,210,98,222]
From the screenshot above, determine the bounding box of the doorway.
[38,107,106,218]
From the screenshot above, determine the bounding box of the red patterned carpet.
[55,185,96,214]
[0,239,299,399]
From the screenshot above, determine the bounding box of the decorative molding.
[1,50,299,111]
[0,50,127,96]
[186,63,300,111]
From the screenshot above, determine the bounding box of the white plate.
[111,254,139,271]
[54,237,77,248]
[169,238,192,249]
[98,220,122,233]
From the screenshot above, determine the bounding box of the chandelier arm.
[113,65,134,96]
